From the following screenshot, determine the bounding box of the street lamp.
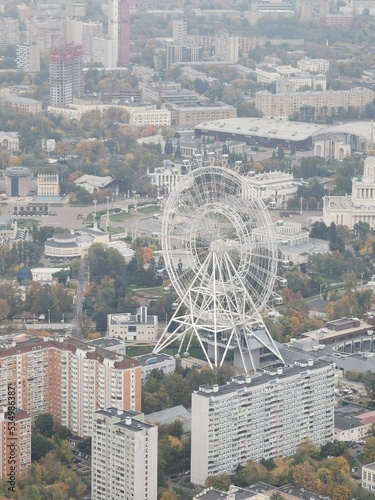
[93,199,97,222]
[62,313,65,324]
[106,196,110,220]
[48,309,50,324]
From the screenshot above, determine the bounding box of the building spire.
[369,122,375,156]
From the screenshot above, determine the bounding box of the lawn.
[138,205,160,215]
[17,219,39,229]
[109,212,133,222]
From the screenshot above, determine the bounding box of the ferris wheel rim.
[161,165,279,315]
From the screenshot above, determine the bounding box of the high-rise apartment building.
[92,408,158,500]
[215,33,239,63]
[108,0,130,65]
[173,20,187,45]
[0,336,141,437]
[191,359,335,485]
[82,22,104,58]
[0,18,19,49]
[0,408,31,479]
[49,43,83,107]
[93,37,117,69]
[16,43,40,73]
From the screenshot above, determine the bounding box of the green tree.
[205,473,231,491]
[364,436,375,462]
[34,413,54,437]
[31,434,55,461]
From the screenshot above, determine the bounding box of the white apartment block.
[83,22,104,57]
[37,173,60,197]
[16,43,40,73]
[0,18,19,49]
[255,87,375,118]
[276,73,327,93]
[61,19,83,46]
[215,33,239,63]
[191,359,335,486]
[127,106,171,126]
[173,20,187,44]
[0,337,142,437]
[363,463,375,493]
[93,37,117,69]
[297,57,330,73]
[106,307,158,342]
[172,105,237,127]
[256,64,303,84]
[92,408,158,500]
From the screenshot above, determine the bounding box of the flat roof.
[195,118,375,144]
[195,118,326,141]
[136,353,174,365]
[195,358,332,398]
[303,320,369,341]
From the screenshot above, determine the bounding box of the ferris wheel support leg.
[191,324,214,371]
[177,330,187,355]
[185,332,193,353]
[244,332,256,373]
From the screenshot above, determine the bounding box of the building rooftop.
[145,405,191,433]
[136,353,174,366]
[74,174,114,188]
[87,337,125,349]
[195,358,332,398]
[95,407,154,430]
[195,118,326,141]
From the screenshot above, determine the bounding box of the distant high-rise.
[173,20,187,45]
[0,18,19,49]
[82,22,104,58]
[49,43,83,107]
[0,408,31,479]
[93,37,117,69]
[16,43,40,73]
[108,0,130,66]
[191,359,335,486]
[92,408,158,500]
[215,33,239,63]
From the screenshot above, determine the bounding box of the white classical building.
[191,359,335,486]
[91,408,158,500]
[323,145,375,228]
[37,173,60,197]
[243,170,300,207]
[147,160,182,194]
[0,132,19,150]
[314,137,351,160]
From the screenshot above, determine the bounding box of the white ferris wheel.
[153,165,286,374]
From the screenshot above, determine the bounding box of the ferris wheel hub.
[209,239,225,254]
